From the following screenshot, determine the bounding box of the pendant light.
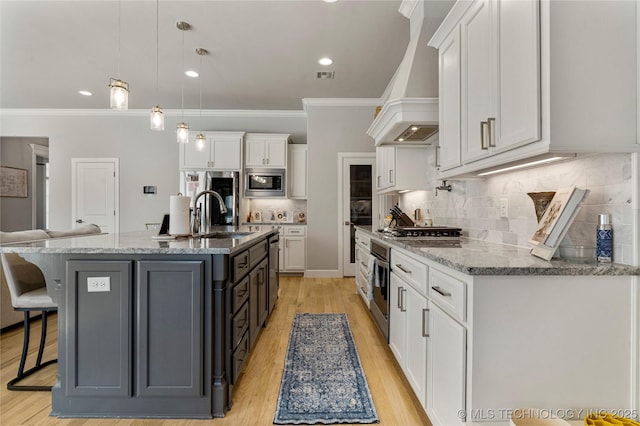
[176,21,190,144]
[195,48,208,152]
[109,0,129,110]
[150,0,164,130]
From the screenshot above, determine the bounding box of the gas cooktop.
[378,226,462,238]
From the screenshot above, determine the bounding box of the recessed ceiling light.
[323,0,338,3]
[318,57,333,66]
[185,70,199,78]
[78,90,92,96]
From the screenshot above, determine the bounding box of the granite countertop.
[356,226,640,276]
[0,226,277,255]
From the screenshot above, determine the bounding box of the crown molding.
[0,108,307,119]
[301,98,381,112]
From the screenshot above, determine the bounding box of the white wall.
[304,100,378,274]
[0,109,306,232]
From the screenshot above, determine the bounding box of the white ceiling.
[1,0,415,111]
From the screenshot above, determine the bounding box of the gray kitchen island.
[0,226,279,419]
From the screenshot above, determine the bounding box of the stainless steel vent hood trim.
[367,0,454,146]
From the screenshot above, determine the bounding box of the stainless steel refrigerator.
[181,171,239,226]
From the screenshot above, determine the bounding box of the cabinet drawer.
[390,248,428,296]
[231,276,249,314]
[232,250,250,281]
[355,246,371,272]
[249,240,268,268]
[284,226,306,236]
[231,330,249,384]
[355,232,370,250]
[429,268,466,322]
[232,302,249,350]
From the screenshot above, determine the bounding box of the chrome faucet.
[435,180,452,197]
[192,190,228,234]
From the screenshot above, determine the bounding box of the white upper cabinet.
[376,146,429,194]
[245,133,289,168]
[180,132,244,171]
[430,0,637,178]
[288,144,307,199]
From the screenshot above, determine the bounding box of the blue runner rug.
[273,313,379,424]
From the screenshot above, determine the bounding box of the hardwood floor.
[0,276,430,425]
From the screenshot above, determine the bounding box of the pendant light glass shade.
[109,78,129,110]
[195,133,206,151]
[177,122,189,143]
[150,106,164,131]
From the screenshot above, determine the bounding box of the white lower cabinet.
[384,242,634,425]
[426,303,466,426]
[278,226,306,273]
[389,251,428,409]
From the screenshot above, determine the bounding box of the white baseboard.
[303,269,343,278]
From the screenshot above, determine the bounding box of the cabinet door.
[438,26,462,171]
[495,0,540,151]
[388,272,406,366]
[376,146,395,190]
[136,261,204,398]
[257,258,269,328]
[65,260,132,397]
[283,236,305,271]
[461,0,494,163]
[245,138,266,167]
[288,145,307,198]
[427,303,466,425]
[265,139,286,167]
[211,135,242,170]
[404,284,428,408]
[180,137,211,169]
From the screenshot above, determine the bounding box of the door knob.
[344,221,351,226]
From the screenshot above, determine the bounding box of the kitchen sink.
[199,231,253,239]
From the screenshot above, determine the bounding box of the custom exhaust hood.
[366,0,453,146]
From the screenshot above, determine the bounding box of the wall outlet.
[499,198,509,218]
[87,276,111,292]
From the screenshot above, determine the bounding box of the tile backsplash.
[246,199,307,224]
[399,152,634,265]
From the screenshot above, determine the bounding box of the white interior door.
[72,158,119,233]
[339,154,376,277]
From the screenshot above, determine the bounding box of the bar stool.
[1,253,57,391]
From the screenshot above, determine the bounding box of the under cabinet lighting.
[477,156,571,176]
[318,57,333,66]
[185,70,199,78]
[78,90,92,96]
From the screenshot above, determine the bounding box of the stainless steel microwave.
[244,168,286,197]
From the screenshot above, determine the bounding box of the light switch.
[499,198,509,218]
[87,276,111,292]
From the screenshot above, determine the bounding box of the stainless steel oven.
[244,168,285,197]
[369,239,390,341]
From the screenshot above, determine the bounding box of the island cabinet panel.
[65,260,132,397]
[136,261,205,398]
[248,257,268,350]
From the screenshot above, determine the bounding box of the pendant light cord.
[117,0,121,78]
[181,26,185,118]
[155,0,159,97]
[199,54,203,127]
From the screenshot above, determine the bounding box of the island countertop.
[356,226,640,276]
[0,225,278,255]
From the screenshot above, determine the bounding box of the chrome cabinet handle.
[488,117,496,147]
[435,145,441,168]
[395,264,411,274]
[480,121,489,150]
[76,219,84,223]
[397,286,403,309]
[422,308,430,337]
[400,288,407,312]
[431,286,452,297]
[389,169,393,184]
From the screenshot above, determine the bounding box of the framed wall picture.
[0,166,28,198]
